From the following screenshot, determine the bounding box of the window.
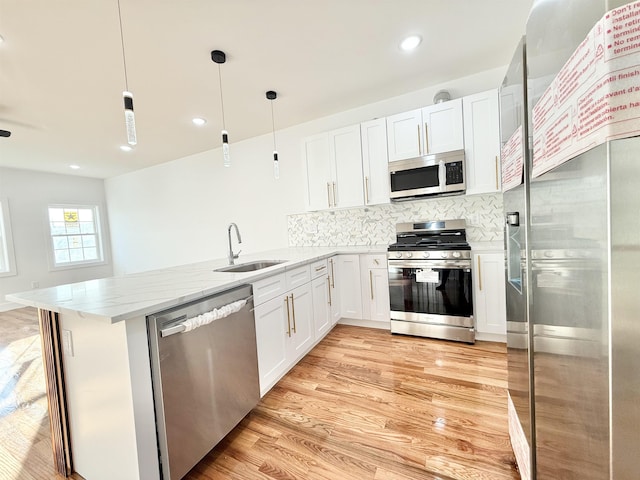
[0,199,17,277]
[47,205,104,267]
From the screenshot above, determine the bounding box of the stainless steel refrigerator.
[500,37,534,480]
[520,0,640,478]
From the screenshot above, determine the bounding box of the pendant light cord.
[218,65,226,130]
[117,0,129,91]
[270,101,277,150]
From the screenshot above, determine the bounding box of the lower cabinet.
[473,251,507,337]
[328,256,340,325]
[360,254,390,326]
[311,269,331,338]
[337,255,363,319]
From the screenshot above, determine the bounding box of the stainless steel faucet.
[227,223,242,264]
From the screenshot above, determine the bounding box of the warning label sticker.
[532,1,640,177]
[501,125,524,192]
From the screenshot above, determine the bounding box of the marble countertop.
[6,246,387,324]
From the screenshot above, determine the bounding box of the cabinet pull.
[369,271,374,300]
[364,176,369,204]
[290,293,297,333]
[332,181,337,206]
[315,265,325,272]
[330,259,335,288]
[417,125,422,155]
[327,276,332,306]
[327,183,332,207]
[477,256,482,291]
[495,156,499,190]
[285,296,291,337]
[424,123,430,154]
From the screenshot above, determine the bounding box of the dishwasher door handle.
[160,296,252,337]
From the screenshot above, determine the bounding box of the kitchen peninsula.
[6,246,386,480]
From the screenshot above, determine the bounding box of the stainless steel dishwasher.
[147,284,259,480]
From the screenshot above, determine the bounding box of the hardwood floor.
[0,308,518,480]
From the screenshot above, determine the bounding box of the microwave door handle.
[439,160,446,192]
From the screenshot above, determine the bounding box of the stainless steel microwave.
[388,149,466,201]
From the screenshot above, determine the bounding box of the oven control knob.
[406,252,413,258]
[441,251,449,258]
[452,251,461,258]
[422,251,430,258]
[394,252,403,259]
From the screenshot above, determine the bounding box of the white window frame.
[0,198,17,277]
[46,204,107,270]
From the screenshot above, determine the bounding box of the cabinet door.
[473,252,507,335]
[287,284,314,362]
[254,295,289,396]
[361,118,390,205]
[311,275,331,339]
[338,255,363,319]
[369,269,391,324]
[463,90,501,195]
[386,109,422,161]
[328,257,341,325]
[303,132,331,211]
[422,98,464,154]
[328,125,364,208]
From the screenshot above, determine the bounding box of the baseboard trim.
[338,318,390,330]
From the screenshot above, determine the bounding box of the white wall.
[105,66,507,275]
[0,167,113,310]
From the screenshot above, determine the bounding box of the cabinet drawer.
[310,259,328,279]
[362,254,388,270]
[286,265,311,290]
[252,273,286,306]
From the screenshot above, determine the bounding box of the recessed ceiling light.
[400,35,422,51]
[69,164,80,170]
[0,35,4,44]
[192,117,207,126]
[120,145,133,152]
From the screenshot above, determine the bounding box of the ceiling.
[0,0,533,179]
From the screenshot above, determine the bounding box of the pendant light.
[266,90,279,179]
[117,0,136,146]
[211,50,230,167]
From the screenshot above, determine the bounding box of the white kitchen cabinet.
[463,89,501,195]
[328,256,341,325]
[254,294,289,394]
[360,254,390,326]
[287,283,314,362]
[328,125,365,208]
[311,275,331,338]
[386,99,464,162]
[303,126,364,211]
[360,118,390,205]
[421,98,464,155]
[473,251,507,337]
[337,255,363,319]
[386,108,422,162]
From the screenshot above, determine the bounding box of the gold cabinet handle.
[290,293,297,333]
[495,156,499,190]
[327,182,332,207]
[285,296,291,337]
[330,259,335,288]
[417,124,422,155]
[315,265,325,272]
[364,176,369,204]
[332,181,337,206]
[327,276,332,306]
[424,123,430,154]
[369,271,374,300]
[477,256,482,291]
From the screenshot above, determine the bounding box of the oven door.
[388,259,473,327]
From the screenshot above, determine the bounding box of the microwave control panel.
[445,161,464,185]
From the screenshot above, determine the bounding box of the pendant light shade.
[266,90,279,179]
[117,0,136,146]
[211,50,231,167]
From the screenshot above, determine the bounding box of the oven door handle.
[388,259,471,269]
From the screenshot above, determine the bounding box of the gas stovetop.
[387,219,470,259]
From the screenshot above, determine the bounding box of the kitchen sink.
[214,260,285,273]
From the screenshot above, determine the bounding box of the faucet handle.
[234,250,242,259]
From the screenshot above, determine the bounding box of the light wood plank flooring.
[1,308,518,480]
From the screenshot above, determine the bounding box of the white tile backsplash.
[288,193,504,246]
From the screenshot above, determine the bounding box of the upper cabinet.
[422,99,464,155]
[303,126,364,211]
[386,99,464,162]
[360,118,390,206]
[463,89,501,195]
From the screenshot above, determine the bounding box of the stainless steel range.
[387,219,474,343]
